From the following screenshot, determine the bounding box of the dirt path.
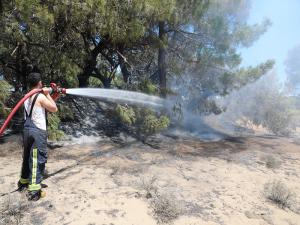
[0,135,300,225]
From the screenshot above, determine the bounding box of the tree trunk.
[0,1,3,15]
[119,58,130,84]
[102,78,112,88]
[158,21,167,97]
[78,39,108,87]
[78,62,95,87]
[118,44,130,83]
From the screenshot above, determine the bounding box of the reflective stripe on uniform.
[29,148,41,191]
[28,183,41,191]
[32,148,37,184]
[19,177,29,184]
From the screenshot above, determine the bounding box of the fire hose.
[0,83,66,137]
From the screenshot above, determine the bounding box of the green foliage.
[137,111,170,136]
[220,60,275,94]
[47,113,65,141]
[0,80,11,117]
[58,105,74,122]
[88,77,104,88]
[0,102,8,117]
[232,19,272,48]
[113,105,170,139]
[0,80,11,102]
[1,0,271,92]
[0,0,278,136]
[115,105,136,125]
[112,74,126,89]
[57,56,81,88]
[139,80,159,95]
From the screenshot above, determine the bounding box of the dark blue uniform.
[19,93,47,192]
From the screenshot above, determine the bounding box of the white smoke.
[285,44,300,95]
[169,69,298,138]
[167,73,229,140]
[209,0,251,22]
[210,70,297,135]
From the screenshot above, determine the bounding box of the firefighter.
[17,72,58,201]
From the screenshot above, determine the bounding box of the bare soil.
[0,134,300,225]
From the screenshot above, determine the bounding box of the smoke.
[213,71,277,128]
[209,0,251,22]
[207,70,297,136]
[165,0,299,139]
[167,73,229,140]
[169,70,298,139]
[285,44,300,95]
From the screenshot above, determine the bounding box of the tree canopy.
[0,0,274,112]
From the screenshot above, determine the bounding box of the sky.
[240,0,300,81]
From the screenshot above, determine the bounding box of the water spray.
[65,88,165,107]
[0,84,165,137]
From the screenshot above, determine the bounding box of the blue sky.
[240,0,300,81]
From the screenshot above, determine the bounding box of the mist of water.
[66,88,165,108]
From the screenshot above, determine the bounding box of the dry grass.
[260,154,281,169]
[139,175,158,199]
[150,193,182,224]
[0,194,29,225]
[0,141,22,157]
[264,180,296,209]
[139,176,181,224]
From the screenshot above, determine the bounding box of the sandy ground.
[0,134,300,225]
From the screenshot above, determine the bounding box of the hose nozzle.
[50,83,66,94]
[49,83,66,101]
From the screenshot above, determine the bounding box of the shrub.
[115,105,136,125]
[219,73,296,136]
[264,180,296,209]
[139,80,158,95]
[260,155,281,169]
[139,176,181,224]
[112,74,126,89]
[112,105,170,140]
[136,110,170,137]
[151,193,181,224]
[47,113,65,141]
[0,102,9,117]
[0,80,11,118]
[0,80,11,102]
[88,77,103,88]
[58,104,74,122]
[140,175,158,199]
[249,92,295,135]
[262,103,294,135]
